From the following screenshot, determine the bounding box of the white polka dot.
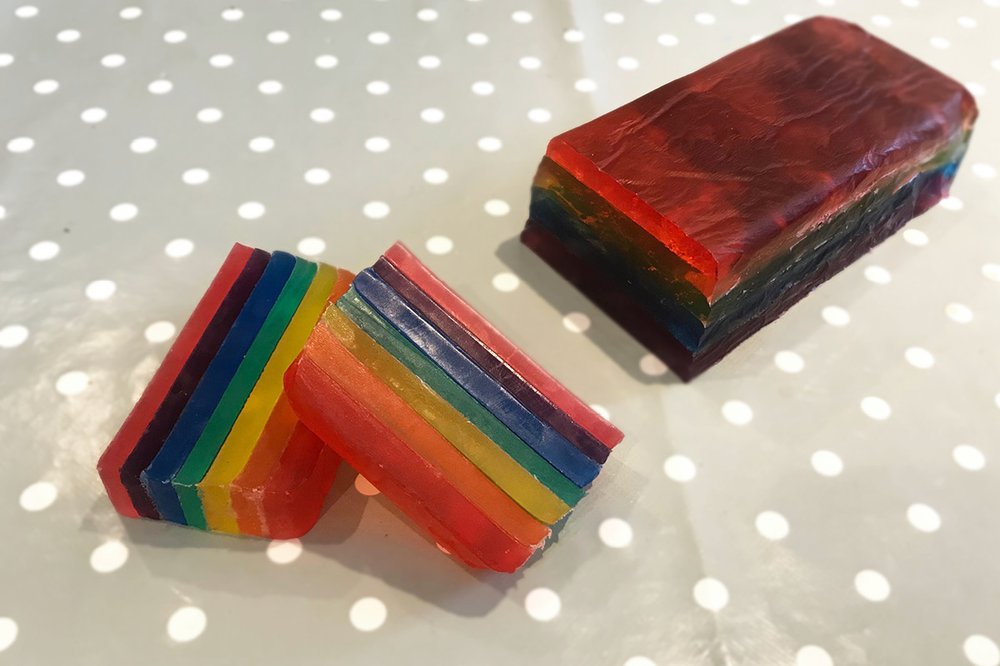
[165,238,194,259]
[196,108,222,123]
[519,56,541,70]
[693,578,729,611]
[694,12,716,25]
[854,569,891,602]
[871,14,892,26]
[297,237,325,256]
[953,444,986,471]
[822,305,850,327]
[417,8,438,21]
[29,241,60,261]
[590,404,611,420]
[527,108,551,123]
[15,5,38,18]
[795,645,834,666]
[860,396,891,421]
[81,107,107,125]
[575,78,597,93]
[426,236,454,255]
[524,588,561,621]
[90,540,129,573]
[982,263,1000,282]
[19,481,57,511]
[0,54,14,67]
[0,205,5,219]
[467,32,489,46]
[120,7,142,19]
[624,658,655,666]
[310,107,335,123]
[604,11,624,24]
[422,168,448,185]
[421,107,445,123]
[722,400,753,426]
[354,475,380,496]
[86,279,116,301]
[864,265,892,284]
[148,79,172,94]
[906,503,941,533]
[477,136,502,152]
[562,312,591,333]
[144,321,176,343]
[164,29,187,44]
[103,53,128,68]
[418,55,440,69]
[363,201,390,219]
[304,168,330,185]
[657,33,679,46]
[167,606,206,642]
[238,202,266,220]
[811,450,844,477]
[209,54,234,68]
[598,517,633,548]
[349,597,387,631]
[664,454,696,482]
[249,136,275,152]
[368,31,390,45]
[512,10,533,23]
[941,195,963,210]
[129,137,156,154]
[0,325,29,348]
[484,199,510,216]
[365,137,390,153]
[0,618,16,652]
[900,0,918,5]
[6,137,34,153]
[958,15,978,28]
[774,350,804,374]
[109,203,138,222]
[930,36,951,49]
[266,539,302,564]
[784,13,803,22]
[946,302,973,323]
[366,80,390,95]
[222,8,243,21]
[181,168,210,186]
[258,80,283,95]
[903,228,929,246]
[617,56,639,71]
[964,635,1000,666]
[755,511,790,541]
[266,30,289,44]
[57,169,85,187]
[972,163,997,180]
[471,81,494,96]
[320,8,341,21]
[639,354,667,376]
[57,29,81,43]
[315,54,338,70]
[492,273,520,292]
[904,346,934,369]
[563,29,584,43]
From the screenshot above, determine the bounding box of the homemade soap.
[525,16,978,379]
[97,245,351,538]
[286,243,622,571]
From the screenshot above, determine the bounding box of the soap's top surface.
[549,16,977,288]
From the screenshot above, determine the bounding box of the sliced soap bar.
[526,16,978,379]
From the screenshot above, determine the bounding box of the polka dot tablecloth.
[1,1,998,664]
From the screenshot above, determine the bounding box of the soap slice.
[352,269,600,488]
[97,243,256,518]
[373,256,610,464]
[382,242,623,450]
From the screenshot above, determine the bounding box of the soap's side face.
[552,16,977,283]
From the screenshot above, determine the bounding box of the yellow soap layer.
[324,307,570,525]
[200,263,341,534]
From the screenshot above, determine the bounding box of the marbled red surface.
[548,16,977,297]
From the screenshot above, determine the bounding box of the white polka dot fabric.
[1,1,998,664]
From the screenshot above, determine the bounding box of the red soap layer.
[548,16,977,297]
[97,244,254,518]
[383,242,623,450]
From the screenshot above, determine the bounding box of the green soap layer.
[176,258,318,528]
[338,288,585,507]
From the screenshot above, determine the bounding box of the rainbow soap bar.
[285,243,622,571]
[525,17,978,379]
[97,244,353,538]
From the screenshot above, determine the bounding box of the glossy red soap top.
[548,16,977,293]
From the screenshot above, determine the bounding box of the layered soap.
[97,244,353,538]
[525,16,978,379]
[285,243,623,571]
